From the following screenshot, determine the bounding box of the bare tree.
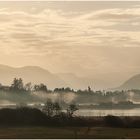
[11,78,24,91]
[67,104,78,117]
[53,102,61,116]
[43,99,54,117]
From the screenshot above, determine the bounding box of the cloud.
[0,7,140,54]
[0,4,140,82]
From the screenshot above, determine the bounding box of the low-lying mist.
[1,78,140,109]
[0,91,77,106]
[33,91,77,104]
[0,87,140,109]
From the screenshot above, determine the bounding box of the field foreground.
[0,107,139,138]
[0,126,140,139]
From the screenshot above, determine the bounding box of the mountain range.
[0,64,139,90]
[0,64,93,89]
[116,74,140,90]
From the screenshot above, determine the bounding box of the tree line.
[0,78,140,104]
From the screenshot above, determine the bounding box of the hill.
[0,64,93,89]
[0,64,65,89]
[57,73,94,90]
[116,74,140,90]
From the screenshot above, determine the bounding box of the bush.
[0,107,48,126]
[104,115,124,127]
[129,119,140,128]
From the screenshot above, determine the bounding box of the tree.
[11,78,24,91]
[25,82,32,92]
[53,102,61,116]
[34,83,47,92]
[54,88,64,93]
[43,99,54,117]
[43,99,62,117]
[88,86,91,92]
[65,87,73,92]
[34,85,40,91]
[67,104,78,117]
[39,83,47,92]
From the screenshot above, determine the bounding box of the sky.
[0,1,140,88]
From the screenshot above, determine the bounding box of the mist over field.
[0,91,77,106]
[0,80,139,107]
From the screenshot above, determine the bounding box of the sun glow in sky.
[0,1,140,87]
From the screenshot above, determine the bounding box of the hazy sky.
[0,1,140,87]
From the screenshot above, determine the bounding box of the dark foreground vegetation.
[0,107,140,128]
[0,107,139,138]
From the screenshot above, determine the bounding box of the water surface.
[75,108,140,116]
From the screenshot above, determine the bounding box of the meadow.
[0,126,139,139]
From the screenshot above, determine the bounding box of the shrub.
[104,115,124,127]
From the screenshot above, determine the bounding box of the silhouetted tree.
[34,83,47,92]
[43,99,62,117]
[40,83,47,92]
[65,87,72,92]
[67,104,78,117]
[11,78,24,91]
[88,86,91,92]
[34,85,40,91]
[25,82,32,92]
[43,99,54,117]
[54,88,65,93]
[53,102,61,116]
[54,87,73,93]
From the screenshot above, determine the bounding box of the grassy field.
[0,126,140,139]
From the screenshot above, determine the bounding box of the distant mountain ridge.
[115,74,140,90]
[0,64,65,89]
[0,64,93,89]
[57,73,94,89]
[1,64,139,90]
